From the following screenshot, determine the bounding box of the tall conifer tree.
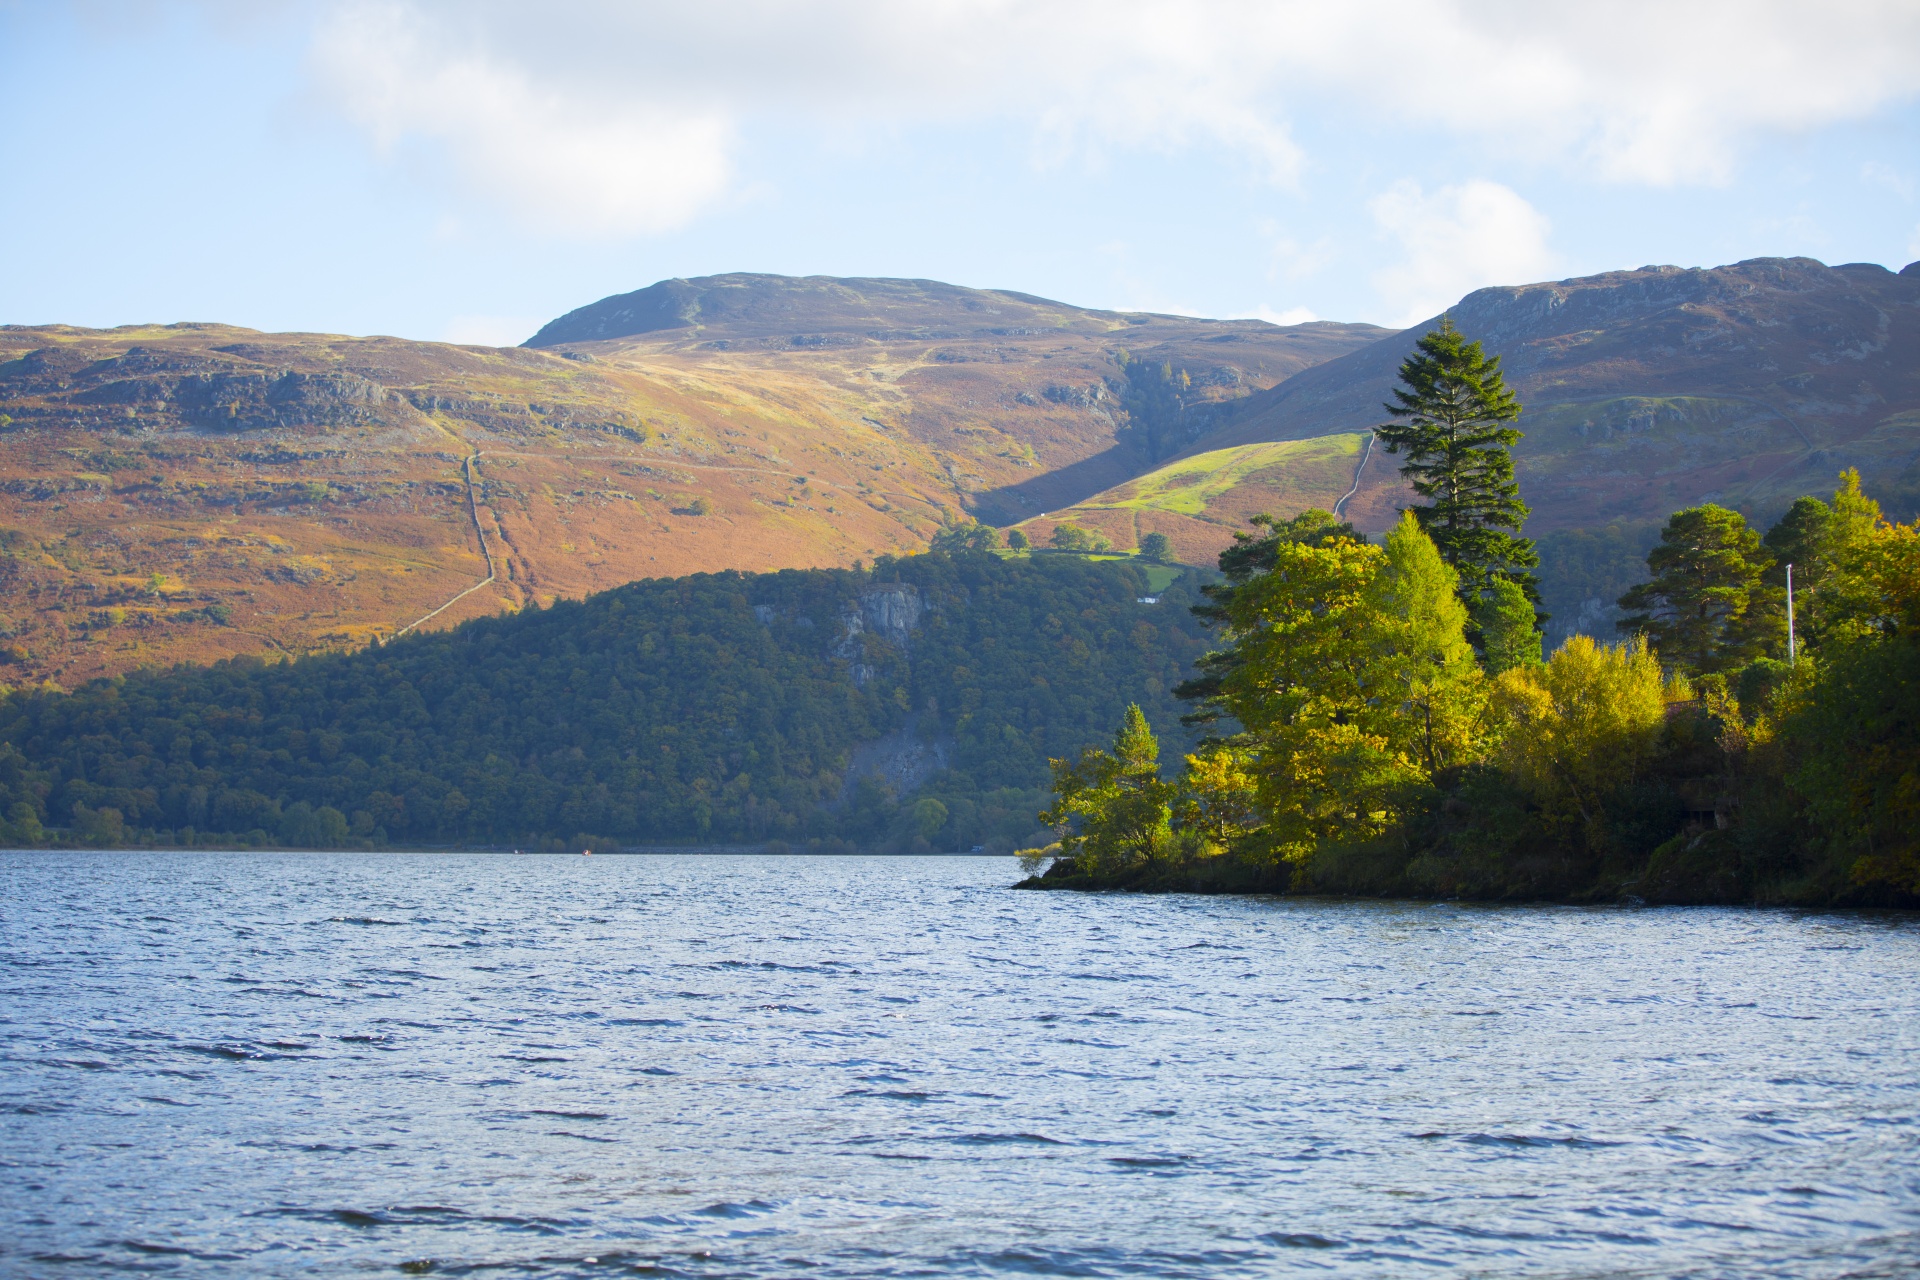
[1377,318,1538,606]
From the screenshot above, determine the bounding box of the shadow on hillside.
[970,445,1147,525]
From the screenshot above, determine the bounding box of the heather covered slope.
[0,280,1381,686]
[1023,257,1920,637]
[1204,257,1920,533]
[525,273,1391,521]
[4,261,1917,685]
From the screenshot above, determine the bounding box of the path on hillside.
[380,429,960,639]
[392,451,498,639]
[1333,432,1375,519]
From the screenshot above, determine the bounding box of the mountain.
[521,273,1389,518]
[0,279,1381,686]
[1018,257,1920,638]
[1192,257,1920,532]
[2,261,1916,685]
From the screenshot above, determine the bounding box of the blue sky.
[4,1,1919,344]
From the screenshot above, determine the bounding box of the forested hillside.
[0,551,1210,852]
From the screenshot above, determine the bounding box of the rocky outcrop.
[837,714,954,801]
[828,582,926,685]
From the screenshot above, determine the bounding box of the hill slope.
[4,261,1916,684]
[1200,257,1920,533]
[524,273,1390,518]
[0,279,1381,684]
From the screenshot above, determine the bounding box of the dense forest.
[0,552,1212,852]
[1025,322,1919,907]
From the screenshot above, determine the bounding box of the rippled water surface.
[4,852,1919,1278]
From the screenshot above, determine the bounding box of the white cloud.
[312,3,731,235]
[441,314,542,347]
[306,0,1920,237]
[1368,179,1557,327]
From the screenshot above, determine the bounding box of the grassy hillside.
[1009,434,1377,562]
[1009,258,1920,628]
[0,550,1215,852]
[3,260,1915,687]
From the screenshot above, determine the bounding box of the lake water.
[3,852,1918,1278]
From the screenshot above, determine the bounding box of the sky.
[4,0,1920,345]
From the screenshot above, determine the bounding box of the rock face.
[2,340,420,435]
[857,583,924,648]
[832,582,926,685]
[1206,257,1920,529]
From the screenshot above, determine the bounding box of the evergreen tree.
[1616,504,1772,675]
[1476,577,1543,675]
[1377,318,1538,604]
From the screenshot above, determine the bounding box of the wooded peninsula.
[1020,322,1919,907]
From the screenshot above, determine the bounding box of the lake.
[3,852,1917,1277]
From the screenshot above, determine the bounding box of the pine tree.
[1616,504,1772,675]
[1377,318,1538,605]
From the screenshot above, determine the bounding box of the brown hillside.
[1193,257,1920,535]
[529,274,1390,520]
[0,278,1384,684]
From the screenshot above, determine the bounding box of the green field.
[1079,434,1366,518]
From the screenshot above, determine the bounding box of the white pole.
[1786,563,1796,665]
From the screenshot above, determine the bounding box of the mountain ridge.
[0,260,1914,685]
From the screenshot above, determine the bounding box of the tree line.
[1025,321,1918,905]
[0,553,1214,853]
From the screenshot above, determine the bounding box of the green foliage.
[1177,507,1361,720]
[1180,514,1486,866]
[1041,704,1178,874]
[1005,529,1030,551]
[931,522,1001,552]
[1492,636,1673,840]
[1114,351,1196,461]
[1048,523,1111,552]
[1138,531,1171,561]
[1031,470,1920,909]
[1376,318,1538,603]
[1617,504,1774,674]
[1476,577,1543,675]
[1780,631,1920,894]
[0,552,1213,851]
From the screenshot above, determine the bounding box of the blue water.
[2,852,1918,1278]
